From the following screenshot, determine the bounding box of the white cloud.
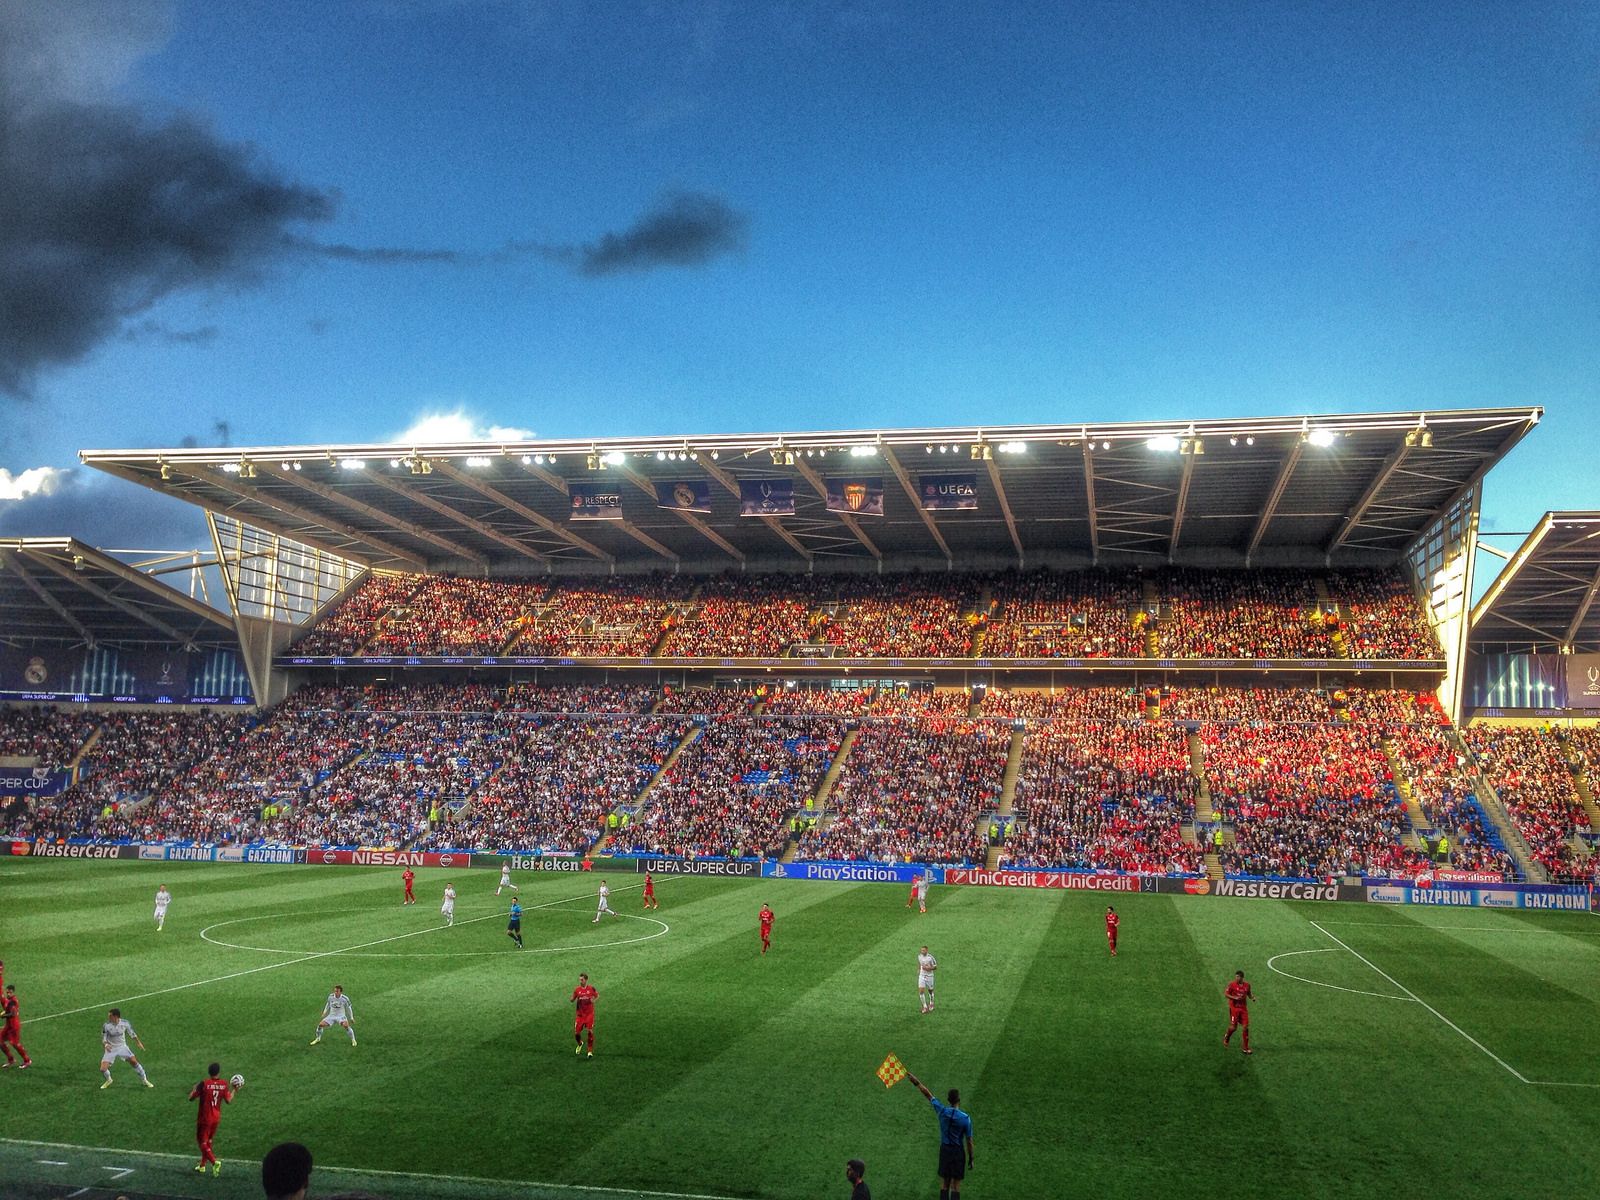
[0,465,64,501]
[390,411,535,445]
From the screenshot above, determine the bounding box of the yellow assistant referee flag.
[876,1053,908,1088]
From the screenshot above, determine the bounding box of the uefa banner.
[569,482,625,521]
[739,479,795,517]
[918,472,979,511]
[763,859,938,884]
[1565,654,1600,709]
[634,856,761,878]
[0,767,71,798]
[824,477,884,517]
[1467,652,1567,711]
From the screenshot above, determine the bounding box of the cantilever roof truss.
[0,538,237,650]
[1471,512,1600,653]
[80,408,1541,575]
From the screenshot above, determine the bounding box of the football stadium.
[4,406,1600,1199]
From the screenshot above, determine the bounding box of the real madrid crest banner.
[739,478,795,517]
[918,472,979,511]
[654,479,713,514]
[823,476,884,516]
[568,482,625,521]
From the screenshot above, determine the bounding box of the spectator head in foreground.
[262,1141,312,1199]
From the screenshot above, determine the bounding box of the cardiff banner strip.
[824,476,884,517]
[654,479,713,514]
[739,478,795,517]
[569,482,625,521]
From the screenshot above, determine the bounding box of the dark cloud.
[121,320,221,346]
[0,468,208,549]
[288,236,461,265]
[572,191,748,277]
[0,96,333,396]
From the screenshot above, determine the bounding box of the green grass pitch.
[2,859,1599,1199]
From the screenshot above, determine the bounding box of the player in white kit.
[914,873,930,914]
[310,985,356,1046]
[496,863,518,896]
[99,1008,153,1088]
[918,946,938,1014]
[441,883,457,926]
[153,885,171,931]
[593,880,617,923]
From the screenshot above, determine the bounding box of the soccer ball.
[230,1074,245,1089]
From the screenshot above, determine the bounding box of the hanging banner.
[1564,655,1600,709]
[569,482,625,521]
[919,472,979,511]
[739,478,795,517]
[654,480,713,514]
[824,477,884,517]
[0,768,71,797]
[1468,653,1566,711]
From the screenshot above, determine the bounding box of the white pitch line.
[33,881,651,1024]
[0,1136,738,1200]
[1265,948,1416,1001]
[1309,919,1600,1090]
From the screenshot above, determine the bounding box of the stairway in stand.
[780,728,859,863]
[1379,737,1430,852]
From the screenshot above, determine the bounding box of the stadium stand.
[1462,726,1597,882]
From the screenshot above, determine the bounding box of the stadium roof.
[0,538,237,650]
[1470,512,1600,654]
[82,407,1540,574]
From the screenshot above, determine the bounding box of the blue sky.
[0,0,1594,548]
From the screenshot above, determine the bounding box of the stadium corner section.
[3,841,1595,912]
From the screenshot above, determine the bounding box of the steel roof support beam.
[0,550,95,645]
[1561,562,1600,649]
[89,460,417,570]
[880,446,951,563]
[618,466,744,563]
[428,461,611,563]
[1415,416,1542,558]
[516,462,678,563]
[1327,440,1411,555]
[22,547,192,645]
[983,458,1025,565]
[1470,513,1554,628]
[1082,441,1100,563]
[260,464,487,566]
[360,470,548,564]
[75,544,236,631]
[1169,447,1197,560]
[789,459,870,560]
[1245,440,1303,563]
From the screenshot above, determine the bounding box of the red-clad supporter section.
[285,567,1440,661]
[1462,725,1598,883]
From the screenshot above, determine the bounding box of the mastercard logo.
[10,842,31,856]
[1184,878,1210,895]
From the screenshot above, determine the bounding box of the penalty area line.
[0,1137,738,1200]
[34,880,652,1024]
[1308,919,1600,1091]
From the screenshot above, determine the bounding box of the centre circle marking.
[199,906,669,958]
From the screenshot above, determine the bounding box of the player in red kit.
[188,1062,238,1176]
[759,903,774,955]
[642,872,658,909]
[1,985,31,1069]
[1105,906,1119,957]
[1223,970,1255,1054]
[402,867,416,905]
[572,973,597,1058]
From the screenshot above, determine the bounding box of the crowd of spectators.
[288,568,1440,661]
[1326,569,1441,660]
[292,573,422,656]
[802,719,1008,863]
[0,706,98,765]
[1007,721,1201,873]
[1157,568,1334,659]
[1462,726,1594,881]
[979,568,1144,658]
[657,572,818,657]
[759,686,970,718]
[977,687,1141,721]
[621,717,839,858]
